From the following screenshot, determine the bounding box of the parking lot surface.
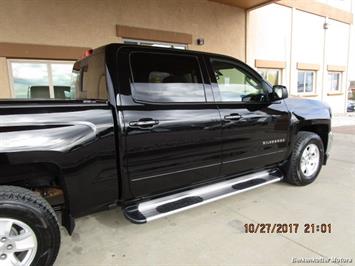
[55,130,355,266]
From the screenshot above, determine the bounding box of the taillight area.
[81,49,93,59]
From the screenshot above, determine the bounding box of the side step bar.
[123,169,283,224]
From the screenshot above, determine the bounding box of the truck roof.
[75,43,244,69]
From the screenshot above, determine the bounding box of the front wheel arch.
[297,124,329,162]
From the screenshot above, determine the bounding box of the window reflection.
[123,39,187,50]
[11,63,49,98]
[9,60,74,99]
[211,59,265,103]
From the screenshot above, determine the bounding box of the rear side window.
[129,52,206,103]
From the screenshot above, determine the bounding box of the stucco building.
[247,0,354,113]
[0,0,353,113]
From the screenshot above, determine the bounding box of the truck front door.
[205,56,290,177]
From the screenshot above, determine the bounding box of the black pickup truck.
[0,44,332,265]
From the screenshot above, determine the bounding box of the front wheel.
[285,131,324,186]
[0,186,60,266]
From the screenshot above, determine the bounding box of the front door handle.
[224,114,242,121]
[129,119,159,128]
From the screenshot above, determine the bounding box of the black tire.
[0,186,60,266]
[284,131,324,186]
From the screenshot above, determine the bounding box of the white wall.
[247,4,291,88]
[348,2,355,83]
[247,3,351,113]
[323,19,350,112]
[292,10,325,99]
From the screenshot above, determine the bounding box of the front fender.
[284,98,331,163]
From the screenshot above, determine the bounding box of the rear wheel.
[0,186,60,266]
[285,131,324,186]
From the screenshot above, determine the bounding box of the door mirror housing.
[271,85,288,101]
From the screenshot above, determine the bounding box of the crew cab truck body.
[0,44,332,265]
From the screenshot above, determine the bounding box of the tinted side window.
[130,52,206,103]
[211,59,266,103]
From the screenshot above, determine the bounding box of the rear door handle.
[129,119,159,128]
[224,114,242,121]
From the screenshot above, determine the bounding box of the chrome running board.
[123,169,283,224]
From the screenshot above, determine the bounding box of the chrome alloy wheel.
[0,218,37,266]
[300,143,320,177]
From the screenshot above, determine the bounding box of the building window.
[8,60,75,99]
[258,68,281,86]
[297,71,315,93]
[123,39,187,50]
[328,72,341,91]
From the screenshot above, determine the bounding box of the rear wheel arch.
[0,185,61,265]
[0,162,62,187]
[0,162,75,234]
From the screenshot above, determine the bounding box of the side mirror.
[272,85,288,100]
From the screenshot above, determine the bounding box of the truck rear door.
[117,47,222,198]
